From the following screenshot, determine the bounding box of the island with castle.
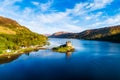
[52,41,75,53]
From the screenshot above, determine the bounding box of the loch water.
[0,38,120,80]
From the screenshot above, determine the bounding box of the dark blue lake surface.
[0,38,120,80]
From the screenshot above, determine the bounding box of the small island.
[52,41,75,53]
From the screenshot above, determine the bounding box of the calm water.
[0,38,120,80]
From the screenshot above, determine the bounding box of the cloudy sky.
[0,0,120,34]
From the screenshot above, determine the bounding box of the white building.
[6,49,12,53]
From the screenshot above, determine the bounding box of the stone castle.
[66,41,74,48]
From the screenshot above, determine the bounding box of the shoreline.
[0,45,46,57]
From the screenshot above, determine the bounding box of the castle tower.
[66,41,72,47]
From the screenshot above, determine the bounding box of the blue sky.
[0,0,120,34]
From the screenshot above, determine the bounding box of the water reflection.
[66,51,72,58]
[25,53,30,56]
[0,54,21,64]
[24,50,73,59]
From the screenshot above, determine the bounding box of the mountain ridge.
[49,25,120,43]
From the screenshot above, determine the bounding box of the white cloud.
[31,0,53,12]
[66,0,113,17]
[102,15,120,26]
[0,0,22,10]
[40,0,53,12]
[32,1,39,6]
[38,12,69,23]
[90,0,113,10]
[86,14,120,29]
[85,12,103,21]
[0,0,119,34]
[85,0,113,11]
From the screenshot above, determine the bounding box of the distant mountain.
[0,16,48,53]
[49,31,75,38]
[44,34,52,37]
[50,25,120,43]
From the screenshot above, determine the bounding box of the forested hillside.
[0,16,48,54]
[76,25,120,42]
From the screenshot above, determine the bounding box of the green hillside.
[0,16,48,54]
